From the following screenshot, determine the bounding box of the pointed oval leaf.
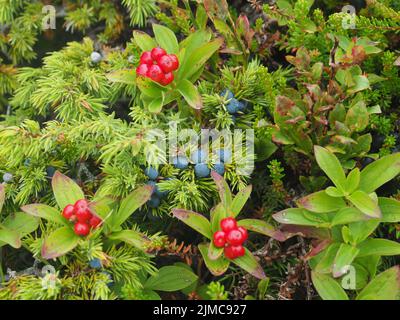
[359,153,400,194]
[198,243,230,276]
[108,230,150,250]
[347,190,381,218]
[152,24,179,54]
[111,185,153,229]
[21,204,66,226]
[379,197,400,222]
[330,207,367,226]
[133,31,158,51]
[231,248,266,280]
[211,171,232,209]
[297,191,346,213]
[311,271,349,300]
[0,225,21,248]
[237,219,286,241]
[273,208,330,227]
[172,209,212,239]
[345,168,360,194]
[314,145,346,191]
[332,243,360,278]
[356,266,400,300]
[52,171,85,210]
[2,212,39,237]
[41,226,80,260]
[208,241,224,260]
[210,203,226,233]
[177,79,202,110]
[357,239,400,257]
[231,185,252,217]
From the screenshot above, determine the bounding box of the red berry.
[224,245,245,259]
[89,215,102,228]
[220,217,237,233]
[238,226,248,242]
[159,72,174,86]
[147,64,164,82]
[158,55,175,73]
[74,199,92,222]
[62,204,75,220]
[140,51,153,65]
[168,54,179,70]
[213,231,226,248]
[74,222,90,236]
[226,229,245,246]
[136,63,149,77]
[151,47,167,61]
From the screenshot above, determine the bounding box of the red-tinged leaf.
[231,248,266,280]
[304,239,332,261]
[231,185,252,217]
[52,171,85,210]
[41,226,80,260]
[172,209,212,239]
[21,204,66,226]
[211,171,232,209]
[297,191,346,213]
[237,219,286,241]
[0,184,4,213]
[208,241,224,260]
[198,243,229,276]
[108,230,151,250]
[0,225,21,248]
[281,225,332,240]
[111,185,153,229]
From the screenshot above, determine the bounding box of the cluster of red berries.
[213,217,248,259]
[62,199,102,236]
[136,47,179,86]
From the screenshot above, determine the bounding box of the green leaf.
[297,191,346,213]
[330,207,366,226]
[345,102,369,132]
[231,185,252,217]
[88,196,116,225]
[152,24,179,54]
[325,186,344,197]
[357,239,400,257]
[2,212,39,238]
[315,243,341,274]
[237,219,286,241]
[41,226,80,259]
[348,75,370,94]
[379,197,400,222]
[347,190,381,218]
[231,248,266,280]
[0,225,21,248]
[137,77,164,98]
[108,230,150,250]
[273,208,330,227]
[107,69,136,85]
[172,209,212,239]
[177,79,202,110]
[21,204,66,226]
[147,95,165,113]
[211,171,232,210]
[210,203,226,233]
[349,220,379,244]
[144,266,198,292]
[359,153,400,194]
[357,266,400,300]
[133,31,157,51]
[314,146,346,191]
[332,243,359,278]
[111,185,153,229]
[198,243,230,276]
[52,171,85,210]
[345,168,360,194]
[208,241,224,260]
[311,271,349,300]
[179,38,223,81]
[0,184,4,213]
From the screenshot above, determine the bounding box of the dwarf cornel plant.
[273,146,400,300]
